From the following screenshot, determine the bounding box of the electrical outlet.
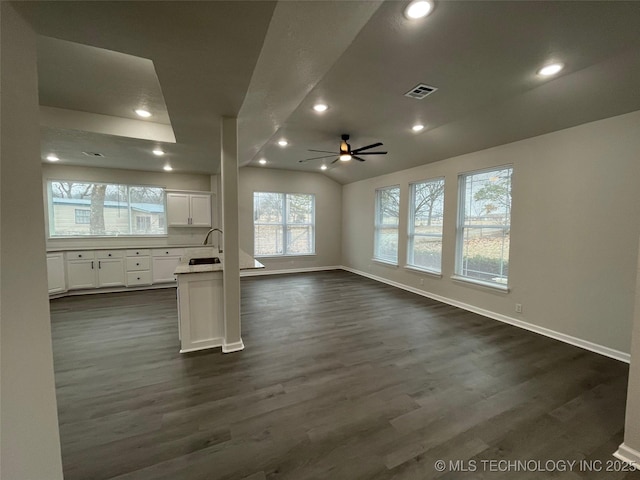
[515,303,523,313]
[420,278,424,286]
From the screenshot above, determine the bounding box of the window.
[456,166,513,286]
[74,209,90,225]
[47,181,166,237]
[374,186,400,264]
[408,178,445,273]
[253,192,315,256]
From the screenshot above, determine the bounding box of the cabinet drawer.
[96,250,124,259]
[66,251,94,260]
[126,256,151,271]
[126,249,150,257]
[152,248,185,257]
[127,271,152,286]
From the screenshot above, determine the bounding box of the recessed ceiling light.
[259,158,267,165]
[278,139,288,147]
[135,108,152,118]
[339,154,352,162]
[152,148,165,156]
[313,103,328,112]
[412,124,425,132]
[163,165,173,171]
[321,164,328,171]
[46,154,59,162]
[405,0,434,19]
[538,63,564,77]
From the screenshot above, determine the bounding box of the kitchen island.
[174,247,263,353]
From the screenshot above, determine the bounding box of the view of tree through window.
[374,186,400,263]
[47,181,166,237]
[456,166,512,285]
[253,192,315,256]
[408,178,445,273]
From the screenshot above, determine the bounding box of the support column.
[220,117,243,353]
[615,239,640,467]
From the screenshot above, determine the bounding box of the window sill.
[404,265,442,278]
[451,275,510,293]
[372,258,398,267]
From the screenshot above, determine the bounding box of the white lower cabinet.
[53,247,185,295]
[126,249,152,286]
[47,253,67,294]
[66,251,125,290]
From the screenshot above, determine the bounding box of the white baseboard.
[240,266,341,277]
[614,443,640,469]
[340,266,630,363]
[50,283,176,299]
[222,339,245,353]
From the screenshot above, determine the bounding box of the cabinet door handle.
[166,251,169,254]
[108,253,112,257]
[136,262,140,266]
[99,261,101,269]
[78,254,82,258]
[137,277,141,280]
[91,261,94,269]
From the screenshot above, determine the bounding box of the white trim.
[222,339,245,353]
[614,443,640,469]
[180,337,223,354]
[340,265,630,363]
[240,266,340,277]
[50,283,175,298]
[451,274,509,292]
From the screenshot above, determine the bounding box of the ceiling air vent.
[82,151,104,157]
[404,83,438,100]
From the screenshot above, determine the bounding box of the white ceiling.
[15,1,640,184]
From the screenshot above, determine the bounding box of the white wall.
[342,110,640,355]
[43,164,213,250]
[239,167,342,272]
[0,4,64,478]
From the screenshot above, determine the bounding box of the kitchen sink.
[188,257,221,265]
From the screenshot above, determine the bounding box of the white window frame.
[407,177,445,274]
[373,185,400,265]
[253,192,316,257]
[47,180,167,238]
[455,165,513,290]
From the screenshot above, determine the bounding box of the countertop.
[174,247,264,274]
[46,244,203,253]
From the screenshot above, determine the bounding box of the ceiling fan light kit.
[299,133,388,166]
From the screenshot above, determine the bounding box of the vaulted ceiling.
[15,1,640,184]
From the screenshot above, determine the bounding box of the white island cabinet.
[166,192,211,227]
[174,248,264,354]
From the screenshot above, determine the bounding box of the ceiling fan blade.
[308,149,338,154]
[351,142,383,153]
[352,156,366,162]
[352,151,387,155]
[298,154,339,163]
[331,157,340,164]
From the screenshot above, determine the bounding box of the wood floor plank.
[49,270,634,479]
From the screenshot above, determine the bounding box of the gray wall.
[0,4,64,478]
[239,167,342,272]
[342,110,640,355]
[43,164,213,250]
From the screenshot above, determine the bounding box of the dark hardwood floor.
[49,270,638,479]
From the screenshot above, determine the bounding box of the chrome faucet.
[203,228,223,253]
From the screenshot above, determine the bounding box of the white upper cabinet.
[166,192,211,227]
